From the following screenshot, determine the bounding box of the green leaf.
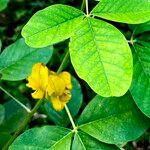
[0,0,9,11]
[0,39,2,52]
[137,40,150,49]
[78,94,150,144]
[72,132,119,150]
[22,4,84,48]
[91,0,150,24]
[0,104,5,124]
[0,132,11,149]
[129,21,150,36]
[0,38,53,81]
[69,17,132,97]
[44,76,83,126]
[9,126,72,150]
[0,100,28,133]
[130,43,150,117]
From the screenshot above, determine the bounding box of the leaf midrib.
[0,48,44,72]
[87,18,112,95]
[76,133,86,150]
[24,14,84,38]
[48,132,72,150]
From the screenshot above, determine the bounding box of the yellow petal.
[47,74,65,96]
[46,80,55,96]
[59,72,72,90]
[26,78,39,90]
[31,89,44,99]
[27,63,49,91]
[50,95,65,111]
[27,63,42,89]
[39,63,49,90]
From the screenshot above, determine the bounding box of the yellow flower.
[26,63,72,111]
[47,71,72,111]
[26,63,49,99]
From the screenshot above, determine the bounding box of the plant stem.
[85,0,89,16]
[2,99,43,150]
[65,104,77,132]
[81,0,86,11]
[0,85,31,113]
[57,51,77,131]
[57,51,69,74]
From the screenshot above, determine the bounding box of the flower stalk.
[57,51,77,131]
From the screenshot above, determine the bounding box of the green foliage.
[0,40,2,52]
[0,100,28,133]
[22,4,84,47]
[0,0,9,11]
[0,38,53,81]
[129,21,150,36]
[0,132,11,149]
[0,0,150,149]
[92,0,150,24]
[0,104,5,124]
[72,132,119,150]
[9,126,72,150]
[70,17,132,97]
[9,125,120,150]
[130,44,150,117]
[78,94,149,144]
[129,25,150,118]
[44,76,83,126]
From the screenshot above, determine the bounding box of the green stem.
[57,51,77,131]
[2,99,43,150]
[57,51,69,74]
[0,85,31,113]
[85,0,89,16]
[65,104,77,132]
[81,0,86,11]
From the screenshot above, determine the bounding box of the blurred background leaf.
[0,104,5,124]
[0,100,28,133]
[0,38,53,81]
[0,0,9,12]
